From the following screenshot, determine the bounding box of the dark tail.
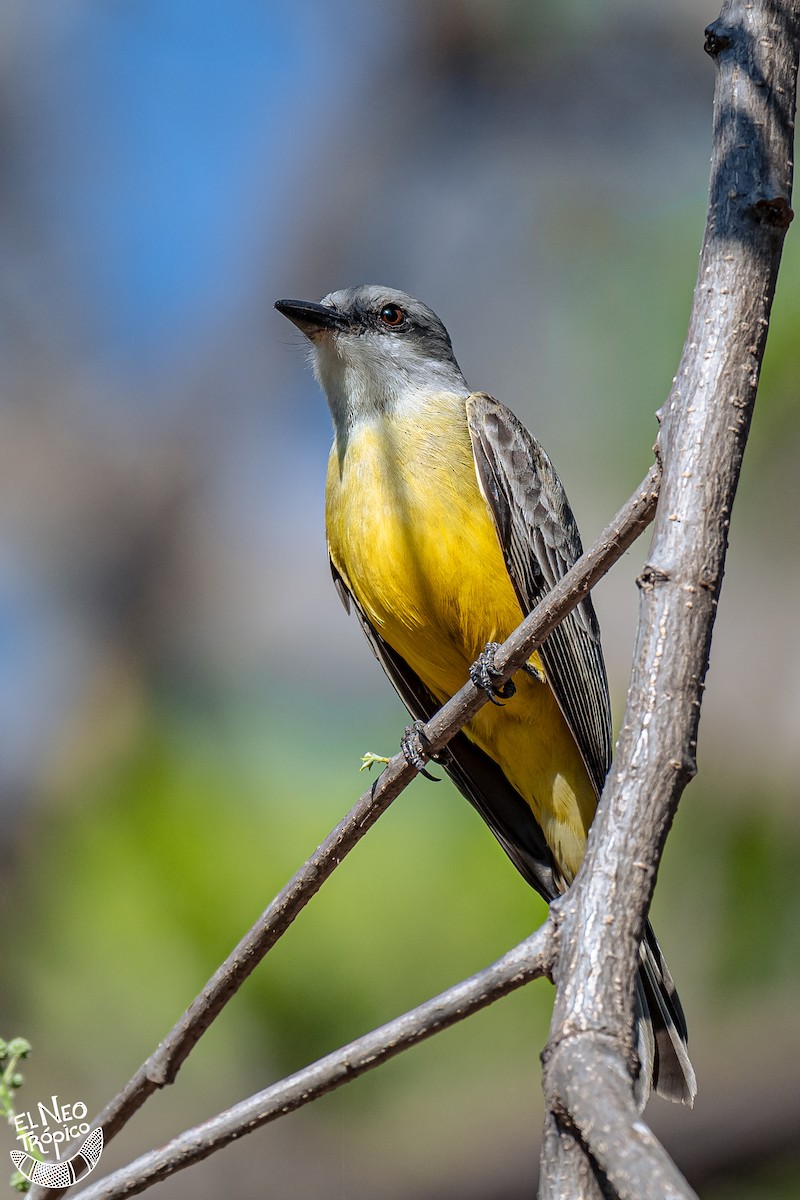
[634,921,697,1108]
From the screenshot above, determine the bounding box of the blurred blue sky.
[0,1,402,789]
[19,2,393,377]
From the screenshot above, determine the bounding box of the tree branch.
[540,2,798,1196]
[27,462,661,1200]
[66,928,553,1200]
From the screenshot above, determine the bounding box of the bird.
[275,284,696,1108]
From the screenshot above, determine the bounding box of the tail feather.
[635,921,697,1108]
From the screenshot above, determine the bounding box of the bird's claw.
[469,642,516,706]
[401,721,440,781]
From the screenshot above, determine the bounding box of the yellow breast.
[325,395,597,882]
[327,401,520,684]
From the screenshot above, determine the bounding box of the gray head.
[275,285,469,429]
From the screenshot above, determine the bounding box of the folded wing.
[467,392,612,798]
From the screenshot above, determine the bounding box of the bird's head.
[275,285,469,428]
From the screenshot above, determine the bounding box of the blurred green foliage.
[705,1155,800,1200]
[5,679,799,1191]
[7,692,553,1088]
[715,808,800,994]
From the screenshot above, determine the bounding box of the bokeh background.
[2,2,799,1197]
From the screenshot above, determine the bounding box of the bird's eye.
[379,304,406,327]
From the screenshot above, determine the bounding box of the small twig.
[67,927,552,1200]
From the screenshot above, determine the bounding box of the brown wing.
[330,559,560,902]
[466,392,612,798]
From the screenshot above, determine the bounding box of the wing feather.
[466,392,612,797]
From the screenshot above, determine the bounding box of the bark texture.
[539,3,798,1196]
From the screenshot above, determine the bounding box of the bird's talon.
[469,642,516,705]
[401,721,440,781]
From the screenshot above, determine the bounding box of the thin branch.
[67,928,553,1200]
[28,462,661,1200]
[541,2,798,1195]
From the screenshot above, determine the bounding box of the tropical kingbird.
[276,285,696,1107]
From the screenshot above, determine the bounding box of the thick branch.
[542,3,798,1196]
[67,928,552,1200]
[546,1043,693,1200]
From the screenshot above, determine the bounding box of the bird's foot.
[400,721,440,781]
[469,642,516,706]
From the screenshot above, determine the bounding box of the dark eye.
[379,304,406,327]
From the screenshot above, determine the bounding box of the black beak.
[274,298,350,337]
